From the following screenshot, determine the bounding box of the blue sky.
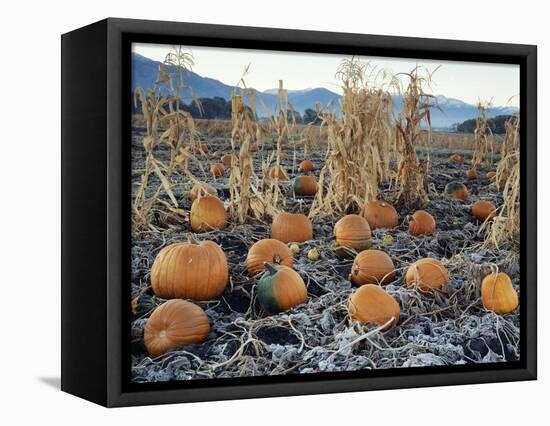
[133,43,520,107]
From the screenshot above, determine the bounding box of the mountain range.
[132,52,518,129]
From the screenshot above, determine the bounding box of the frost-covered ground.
[130,126,520,383]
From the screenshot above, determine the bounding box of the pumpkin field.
[129,53,520,383]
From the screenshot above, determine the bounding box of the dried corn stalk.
[259,80,294,216]
[496,115,520,190]
[132,48,200,231]
[471,101,494,169]
[393,66,434,209]
[310,58,394,217]
[483,116,520,248]
[228,89,264,222]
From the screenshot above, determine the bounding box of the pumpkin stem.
[273,254,282,264]
[187,234,199,245]
[263,262,278,275]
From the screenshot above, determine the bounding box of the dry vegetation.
[227,89,261,222]
[310,59,394,217]
[393,66,434,209]
[472,101,495,169]
[483,116,520,248]
[130,52,520,383]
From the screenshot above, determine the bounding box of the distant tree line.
[182,97,234,119]
[302,108,323,125]
[455,114,517,134]
[131,95,238,119]
[132,93,324,124]
[273,109,322,125]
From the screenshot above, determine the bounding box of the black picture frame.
[61,17,537,407]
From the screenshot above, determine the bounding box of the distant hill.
[456,114,517,134]
[132,53,518,128]
[390,95,518,130]
[132,53,340,117]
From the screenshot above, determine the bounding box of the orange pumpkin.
[189,182,217,201]
[221,154,238,167]
[272,212,313,243]
[334,214,371,253]
[210,163,225,177]
[350,249,395,286]
[405,258,449,292]
[299,159,315,173]
[190,195,227,232]
[293,175,318,196]
[449,154,464,163]
[408,210,436,236]
[486,171,496,179]
[466,169,478,180]
[144,300,210,357]
[151,239,228,300]
[362,200,398,229]
[481,272,519,314]
[257,264,308,314]
[348,284,400,329]
[472,200,497,221]
[268,165,289,180]
[246,239,293,276]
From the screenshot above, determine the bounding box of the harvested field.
[130,125,520,383]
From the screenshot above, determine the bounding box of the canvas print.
[130,43,520,384]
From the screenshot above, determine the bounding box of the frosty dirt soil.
[130,127,519,383]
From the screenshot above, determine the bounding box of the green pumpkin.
[131,293,155,316]
[444,182,468,201]
[292,176,318,196]
[257,263,308,314]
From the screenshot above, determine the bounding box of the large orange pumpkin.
[221,154,238,167]
[334,214,372,253]
[151,239,229,300]
[293,175,318,196]
[472,200,497,221]
[362,200,398,229]
[272,212,313,243]
[246,239,293,276]
[408,210,436,236]
[257,264,308,314]
[405,258,449,292]
[210,163,225,177]
[190,195,227,232]
[144,300,210,357]
[481,272,519,314]
[268,165,289,180]
[350,249,395,286]
[189,182,217,201]
[348,284,400,329]
[299,159,315,173]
